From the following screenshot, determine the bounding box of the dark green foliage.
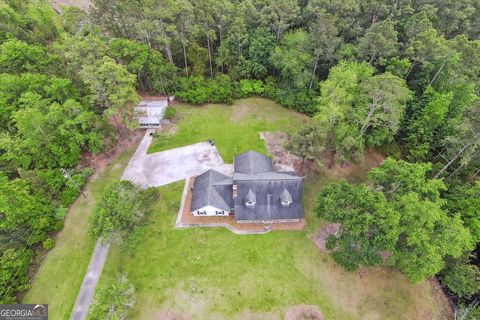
[163,107,177,120]
[88,272,136,320]
[266,86,317,115]
[237,79,264,98]
[403,87,452,162]
[247,27,276,79]
[317,160,474,282]
[107,38,179,94]
[89,181,157,246]
[0,0,59,44]
[368,158,445,201]
[261,77,316,115]
[0,39,50,74]
[316,181,399,271]
[42,238,54,250]
[176,75,234,104]
[21,168,93,208]
[0,0,478,308]
[0,249,33,303]
[445,181,480,242]
[287,122,326,160]
[442,261,480,298]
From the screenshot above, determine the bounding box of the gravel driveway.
[121,129,229,188]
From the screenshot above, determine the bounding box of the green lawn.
[94,98,446,320]
[23,148,136,320]
[148,97,309,160]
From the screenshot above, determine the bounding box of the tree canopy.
[89,181,156,246]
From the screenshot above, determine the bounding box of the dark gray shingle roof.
[244,188,256,204]
[191,150,303,221]
[234,151,273,174]
[280,188,292,204]
[191,169,233,212]
[233,178,302,221]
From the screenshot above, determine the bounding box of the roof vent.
[244,188,256,208]
[280,188,292,207]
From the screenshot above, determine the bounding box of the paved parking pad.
[121,130,229,188]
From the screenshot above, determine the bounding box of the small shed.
[134,98,170,128]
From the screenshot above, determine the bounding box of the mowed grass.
[148,97,309,161]
[23,148,135,320]
[96,98,446,319]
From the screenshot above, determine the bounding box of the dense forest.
[0,0,479,315]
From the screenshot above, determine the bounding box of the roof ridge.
[206,170,213,204]
[249,151,253,174]
[209,185,230,210]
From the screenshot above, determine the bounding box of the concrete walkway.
[70,130,230,319]
[70,241,109,320]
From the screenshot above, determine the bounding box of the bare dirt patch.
[325,149,384,179]
[311,223,341,253]
[428,279,454,319]
[154,118,178,137]
[284,305,324,320]
[238,310,279,320]
[155,311,191,320]
[78,130,143,172]
[261,131,305,175]
[49,0,91,11]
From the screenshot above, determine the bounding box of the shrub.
[42,238,55,250]
[0,249,33,303]
[89,180,157,245]
[325,235,336,251]
[443,262,480,298]
[59,167,93,207]
[176,75,234,105]
[171,199,180,210]
[262,77,317,115]
[88,272,136,320]
[237,79,264,97]
[163,107,177,120]
[209,74,233,104]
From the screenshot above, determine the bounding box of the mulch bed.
[78,130,144,171]
[311,223,341,253]
[261,131,306,175]
[284,305,324,320]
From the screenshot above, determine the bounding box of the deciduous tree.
[316,181,399,271]
[89,181,156,245]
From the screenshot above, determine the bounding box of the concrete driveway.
[70,131,230,320]
[121,130,230,188]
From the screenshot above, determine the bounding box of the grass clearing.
[96,98,446,319]
[23,148,135,320]
[148,97,309,161]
